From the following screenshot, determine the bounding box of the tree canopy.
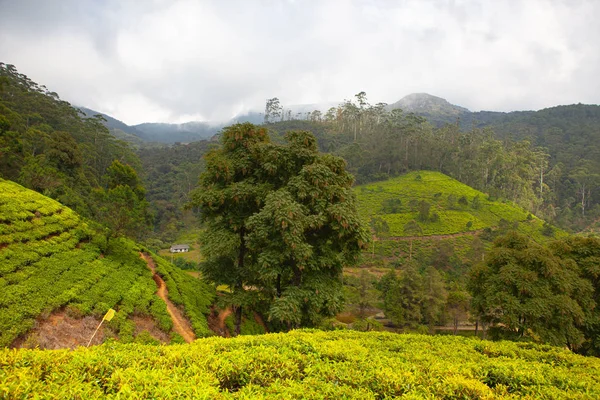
[469,232,594,349]
[190,123,369,333]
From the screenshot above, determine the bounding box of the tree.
[378,263,424,329]
[190,123,271,334]
[468,232,594,348]
[191,124,369,332]
[421,266,447,331]
[264,98,282,124]
[417,200,431,222]
[403,219,423,260]
[94,160,151,241]
[445,284,471,335]
[552,236,600,355]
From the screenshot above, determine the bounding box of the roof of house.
[170,244,190,250]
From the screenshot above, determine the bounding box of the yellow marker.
[87,308,117,347]
[103,308,116,322]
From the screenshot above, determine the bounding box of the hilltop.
[349,171,564,274]
[0,179,214,348]
[1,330,599,398]
[355,171,558,240]
[387,93,469,121]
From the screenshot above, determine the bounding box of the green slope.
[1,330,599,398]
[0,179,214,347]
[355,171,562,241]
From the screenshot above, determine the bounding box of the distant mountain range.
[81,93,599,144]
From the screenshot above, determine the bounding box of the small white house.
[170,244,190,253]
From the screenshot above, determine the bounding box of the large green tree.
[552,236,600,355]
[469,232,594,349]
[191,123,369,333]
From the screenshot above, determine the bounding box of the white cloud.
[1,0,598,124]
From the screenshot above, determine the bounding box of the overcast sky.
[1,0,599,125]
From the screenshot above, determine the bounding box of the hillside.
[133,121,220,143]
[78,107,145,142]
[0,179,214,348]
[355,171,559,240]
[2,330,599,398]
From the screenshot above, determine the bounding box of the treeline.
[0,63,150,240]
[266,94,600,232]
[353,232,600,357]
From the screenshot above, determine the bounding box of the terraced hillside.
[355,171,558,239]
[2,330,599,398]
[0,179,214,347]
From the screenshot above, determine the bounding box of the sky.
[1,0,599,125]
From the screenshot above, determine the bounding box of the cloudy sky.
[1,0,598,125]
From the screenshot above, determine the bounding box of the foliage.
[469,232,594,349]
[2,330,600,398]
[378,264,447,330]
[191,124,369,332]
[355,171,563,240]
[552,236,600,356]
[265,95,600,233]
[93,160,152,241]
[0,179,213,346]
[137,140,213,242]
[0,63,142,223]
[152,254,215,338]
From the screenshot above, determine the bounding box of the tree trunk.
[235,226,246,336]
[234,305,242,336]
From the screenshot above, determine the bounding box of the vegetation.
[0,63,141,221]
[152,254,214,337]
[469,232,594,350]
[190,123,369,334]
[0,179,213,346]
[464,104,600,231]
[2,330,600,398]
[355,171,561,240]
[264,94,600,234]
[138,140,214,244]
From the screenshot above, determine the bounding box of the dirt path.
[140,252,196,343]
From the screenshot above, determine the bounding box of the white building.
[170,244,190,253]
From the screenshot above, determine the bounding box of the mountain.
[78,107,144,137]
[0,179,214,348]
[386,93,470,125]
[133,121,221,143]
[78,107,146,146]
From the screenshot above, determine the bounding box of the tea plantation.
[1,330,599,398]
[0,179,214,346]
[355,171,560,240]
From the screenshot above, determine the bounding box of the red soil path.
[140,252,196,343]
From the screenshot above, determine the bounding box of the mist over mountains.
[82,93,596,144]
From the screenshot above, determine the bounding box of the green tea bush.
[1,330,598,398]
[0,179,214,346]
